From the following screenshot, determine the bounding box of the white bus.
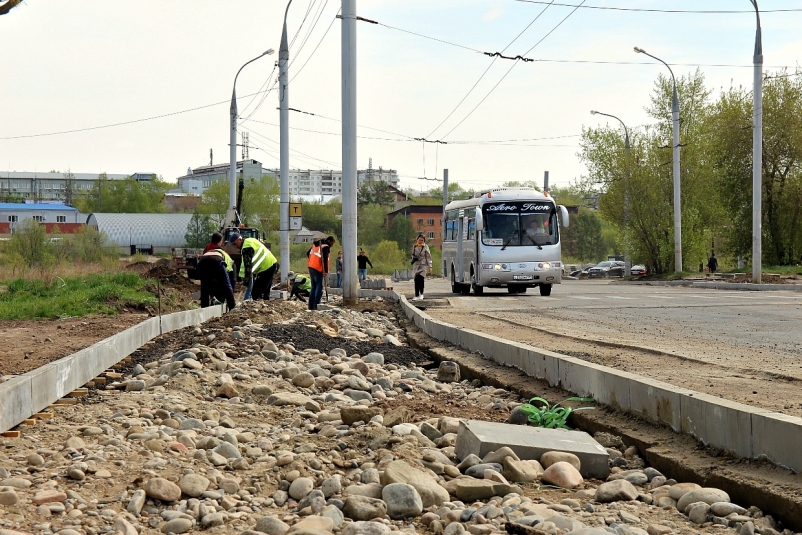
[442,187,569,296]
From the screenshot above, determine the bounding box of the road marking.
[648,295,675,299]
[606,296,637,300]
[567,296,601,300]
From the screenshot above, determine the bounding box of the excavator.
[220,177,267,280]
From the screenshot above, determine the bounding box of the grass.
[0,272,158,320]
[519,396,595,429]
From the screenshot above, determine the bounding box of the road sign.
[289,203,303,217]
[290,216,303,230]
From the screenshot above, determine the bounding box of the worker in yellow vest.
[202,232,236,289]
[230,233,278,301]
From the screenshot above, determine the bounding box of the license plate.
[513,275,533,280]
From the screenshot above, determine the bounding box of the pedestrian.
[322,236,335,301]
[357,248,373,283]
[230,233,278,301]
[306,239,324,310]
[288,271,311,302]
[411,233,432,301]
[201,231,235,288]
[336,251,344,288]
[197,249,236,311]
[707,252,718,274]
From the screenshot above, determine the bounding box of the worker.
[197,249,236,310]
[229,232,278,301]
[202,231,236,288]
[306,239,324,310]
[288,271,311,302]
[357,248,373,283]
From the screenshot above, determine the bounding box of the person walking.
[336,251,344,288]
[707,253,719,274]
[307,239,325,310]
[411,233,432,301]
[197,249,236,310]
[357,249,373,283]
[288,271,312,302]
[230,233,278,301]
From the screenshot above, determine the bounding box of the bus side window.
[467,219,475,239]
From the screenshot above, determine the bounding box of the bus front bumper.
[479,264,562,286]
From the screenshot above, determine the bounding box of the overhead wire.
[512,1,802,13]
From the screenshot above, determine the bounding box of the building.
[386,205,443,249]
[0,203,83,234]
[176,160,273,195]
[0,171,155,204]
[357,160,399,188]
[290,227,329,244]
[87,213,194,254]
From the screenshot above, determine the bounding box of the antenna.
[210,148,213,166]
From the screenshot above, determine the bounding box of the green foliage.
[0,273,157,320]
[519,397,595,430]
[428,182,475,203]
[389,215,416,252]
[198,178,230,226]
[65,226,116,262]
[185,211,216,248]
[75,174,171,213]
[367,240,407,274]
[241,174,280,234]
[358,180,395,207]
[561,208,608,262]
[357,204,387,247]
[302,202,342,241]
[6,218,55,272]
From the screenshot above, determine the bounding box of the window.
[417,218,423,226]
[7,215,17,223]
[427,219,435,226]
[32,215,44,222]
[57,216,66,223]
[427,232,435,240]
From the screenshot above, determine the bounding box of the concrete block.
[458,329,485,355]
[439,322,460,346]
[752,412,802,472]
[413,310,432,331]
[531,349,561,387]
[455,419,609,480]
[28,358,72,414]
[629,378,693,432]
[559,359,634,413]
[0,376,32,433]
[680,392,769,458]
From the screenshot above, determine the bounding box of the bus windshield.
[481,202,558,247]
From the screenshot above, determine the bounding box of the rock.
[342,521,391,535]
[343,495,387,521]
[255,516,290,535]
[127,489,146,513]
[454,479,521,501]
[667,482,701,500]
[25,453,44,466]
[363,352,384,365]
[687,502,711,524]
[382,483,423,519]
[144,477,181,502]
[381,460,450,507]
[321,476,342,498]
[595,479,639,503]
[483,446,520,464]
[321,504,344,528]
[162,518,194,534]
[216,382,240,398]
[0,488,18,506]
[676,488,730,512]
[126,380,146,392]
[383,406,414,427]
[290,516,334,533]
[253,385,274,396]
[32,490,67,505]
[343,483,383,499]
[64,436,86,450]
[340,406,382,426]
[114,518,139,535]
[67,467,85,480]
[541,461,583,489]
[507,406,530,425]
[267,392,314,406]
[214,441,241,459]
[177,473,210,497]
[289,477,315,500]
[437,361,460,383]
[503,458,544,483]
[540,451,581,471]
[465,463,503,478]
[201,512,229,527]
[710,502,747,516]
[292,372,315,388]
[646,525,673,535]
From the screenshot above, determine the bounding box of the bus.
[442,187,569,296]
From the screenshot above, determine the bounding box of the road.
[393,278,802,416]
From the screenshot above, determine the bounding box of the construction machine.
[221,176,267,280]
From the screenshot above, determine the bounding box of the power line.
[512,1,802,13]
[292,10,340,81]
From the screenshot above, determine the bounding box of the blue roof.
[0,203,79,211]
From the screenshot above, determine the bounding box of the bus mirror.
[559,205,569,228]
[475,211,483,230]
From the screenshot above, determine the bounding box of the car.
[630,264,647,276]
[587,261,625,279]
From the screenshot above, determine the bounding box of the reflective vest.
[294,274,311,292]
[307,244,323,272]
[201,249,227,269]
[239,237,276,277]
[220,250,234,273]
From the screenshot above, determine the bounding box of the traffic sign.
[289,203,303,217]
[290,216,303,230]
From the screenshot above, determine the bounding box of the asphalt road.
[395,277,802,415]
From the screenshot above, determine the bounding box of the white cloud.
[483,8,504,21]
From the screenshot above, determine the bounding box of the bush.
[368,241,406,275]
[67,226,116,262]
[6,219,55,273]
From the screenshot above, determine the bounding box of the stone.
[162,518,194,534]
[321,476,342,498]
[255,516,291,535]
[290,516,334,533]
[595,479,639,503]
[0,488,18,506]
[540,451,581,472]
[342,495,387,521]
[676,488,730,512]
[363,352,384,365]
[214,440,241,459]
[219,477,240,494]
[507,406,529,425]
[25,453,44,466]
[340,406,382,426]
[127,489,146,513]
[382,483,424,519]
[321,504,344,528]
[437,361,460,383]
[483,446,520,464]
[267,392,314,406]
[144,477,181,502]
[292,372,315,388]
[114,518,139,535]
[465,463,503,478]
[381,460,450,507]
[201,512,228,527]
[216,382,240,398]
[32,490,67,505]
[503,458,544,483]
[454,479,521,501]
[341,521,391,535]
[177,473,210,498]
[667,482,701,500]
[289,477,315,500]
[0,478,31,489]
[383,406,414,427]
[646,526,673,535]
[253,385,274,396]
[687,502,711,525]
[455,419,609,479]
[710,502,747,516]
[343,483,383,499]
[541,461,583,489]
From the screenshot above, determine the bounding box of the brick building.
[386,205,443,249]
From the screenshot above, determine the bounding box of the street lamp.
[228,49,274,227]
[590,110,631,271]
[634,46,682,273]
[279,0,293,288]
[749,0,763,284]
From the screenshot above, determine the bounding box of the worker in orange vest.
[307,239,325,310]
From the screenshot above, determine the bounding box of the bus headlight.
[538,262,551,270]
[481,263,494,270]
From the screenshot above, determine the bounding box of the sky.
[1,0,801,195]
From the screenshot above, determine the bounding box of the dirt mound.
[124,261,154,275]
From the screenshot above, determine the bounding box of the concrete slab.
[629,378,694,432]
[454,419,610,480]
[0,377,32,433]
[752,412,802,472]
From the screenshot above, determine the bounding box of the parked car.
[587,261,625,279]
[569,267,590,279]
[630,264,647,276]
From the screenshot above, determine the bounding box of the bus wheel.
[460,285,471,295]
[539,284,552,296]
[471,275,484,295]
[507,286,517,294]
[518,287,527,294]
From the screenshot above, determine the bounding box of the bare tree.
[0,0,23,16]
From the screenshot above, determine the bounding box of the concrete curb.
[395,291,802,473]
[0,305,225,433]
[624,280,802,292]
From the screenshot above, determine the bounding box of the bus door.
[456,209,465,283]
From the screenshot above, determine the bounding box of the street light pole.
[279,0,293,287]
[341,0,358,305]
[229,49,274,227]
[635,46,682,272]
[590,110,630,271]
[749,0,763,284]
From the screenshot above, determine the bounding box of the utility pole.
[442,169,449,277]
[543,171,549,193]
[750,0,763,284]
[341,0,358,305]
[279,1,293,288]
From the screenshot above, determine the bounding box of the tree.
[63,169,75,206]
[198,179,230,227]
[358,180,395,207]
[303,201,341,241]
[241,175,280,234]
[389,214,416,252]
[185,211,216,248]
[428,182,474,203]
[561,208,607,262]
[6,218,54,271]
[357,204,387,247]
[76,174,171,213]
